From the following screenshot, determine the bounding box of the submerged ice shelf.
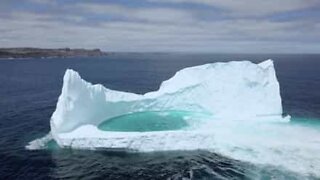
[27,60,320,176]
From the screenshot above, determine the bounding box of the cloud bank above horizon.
[0,0,319,53]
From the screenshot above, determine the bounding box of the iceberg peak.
[258,59,274,69]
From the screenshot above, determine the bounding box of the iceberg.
[29,59,284,149]
[27,59,320,176]
[46,59,282,149]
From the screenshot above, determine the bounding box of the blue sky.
[0,0,319,53]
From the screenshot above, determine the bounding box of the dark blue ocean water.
[0,53,319,179]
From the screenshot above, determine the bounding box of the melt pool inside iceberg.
[27,60,320,176]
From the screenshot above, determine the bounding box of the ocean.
[0,53,319,179]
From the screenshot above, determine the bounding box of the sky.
[0,0,319,53]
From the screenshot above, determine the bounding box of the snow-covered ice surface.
[27,60,320,177]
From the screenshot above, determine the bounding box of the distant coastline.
[0,48,108,59]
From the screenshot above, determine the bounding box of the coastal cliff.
[0,48,108,58]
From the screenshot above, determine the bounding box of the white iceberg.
[30,59,283,149]
[26,60,320,176]
[47,60,282,149]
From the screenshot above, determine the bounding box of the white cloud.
[1,11,319,53]
[0,1,319,53]
[29,0,56,5]
[75,3,194,23]
[148,0,319,16]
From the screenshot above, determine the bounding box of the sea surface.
[0,53,320,179]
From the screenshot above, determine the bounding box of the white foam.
[26,133,53,150]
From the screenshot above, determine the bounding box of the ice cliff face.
[51,60,282,141]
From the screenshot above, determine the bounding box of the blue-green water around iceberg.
[98,111,210,132]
